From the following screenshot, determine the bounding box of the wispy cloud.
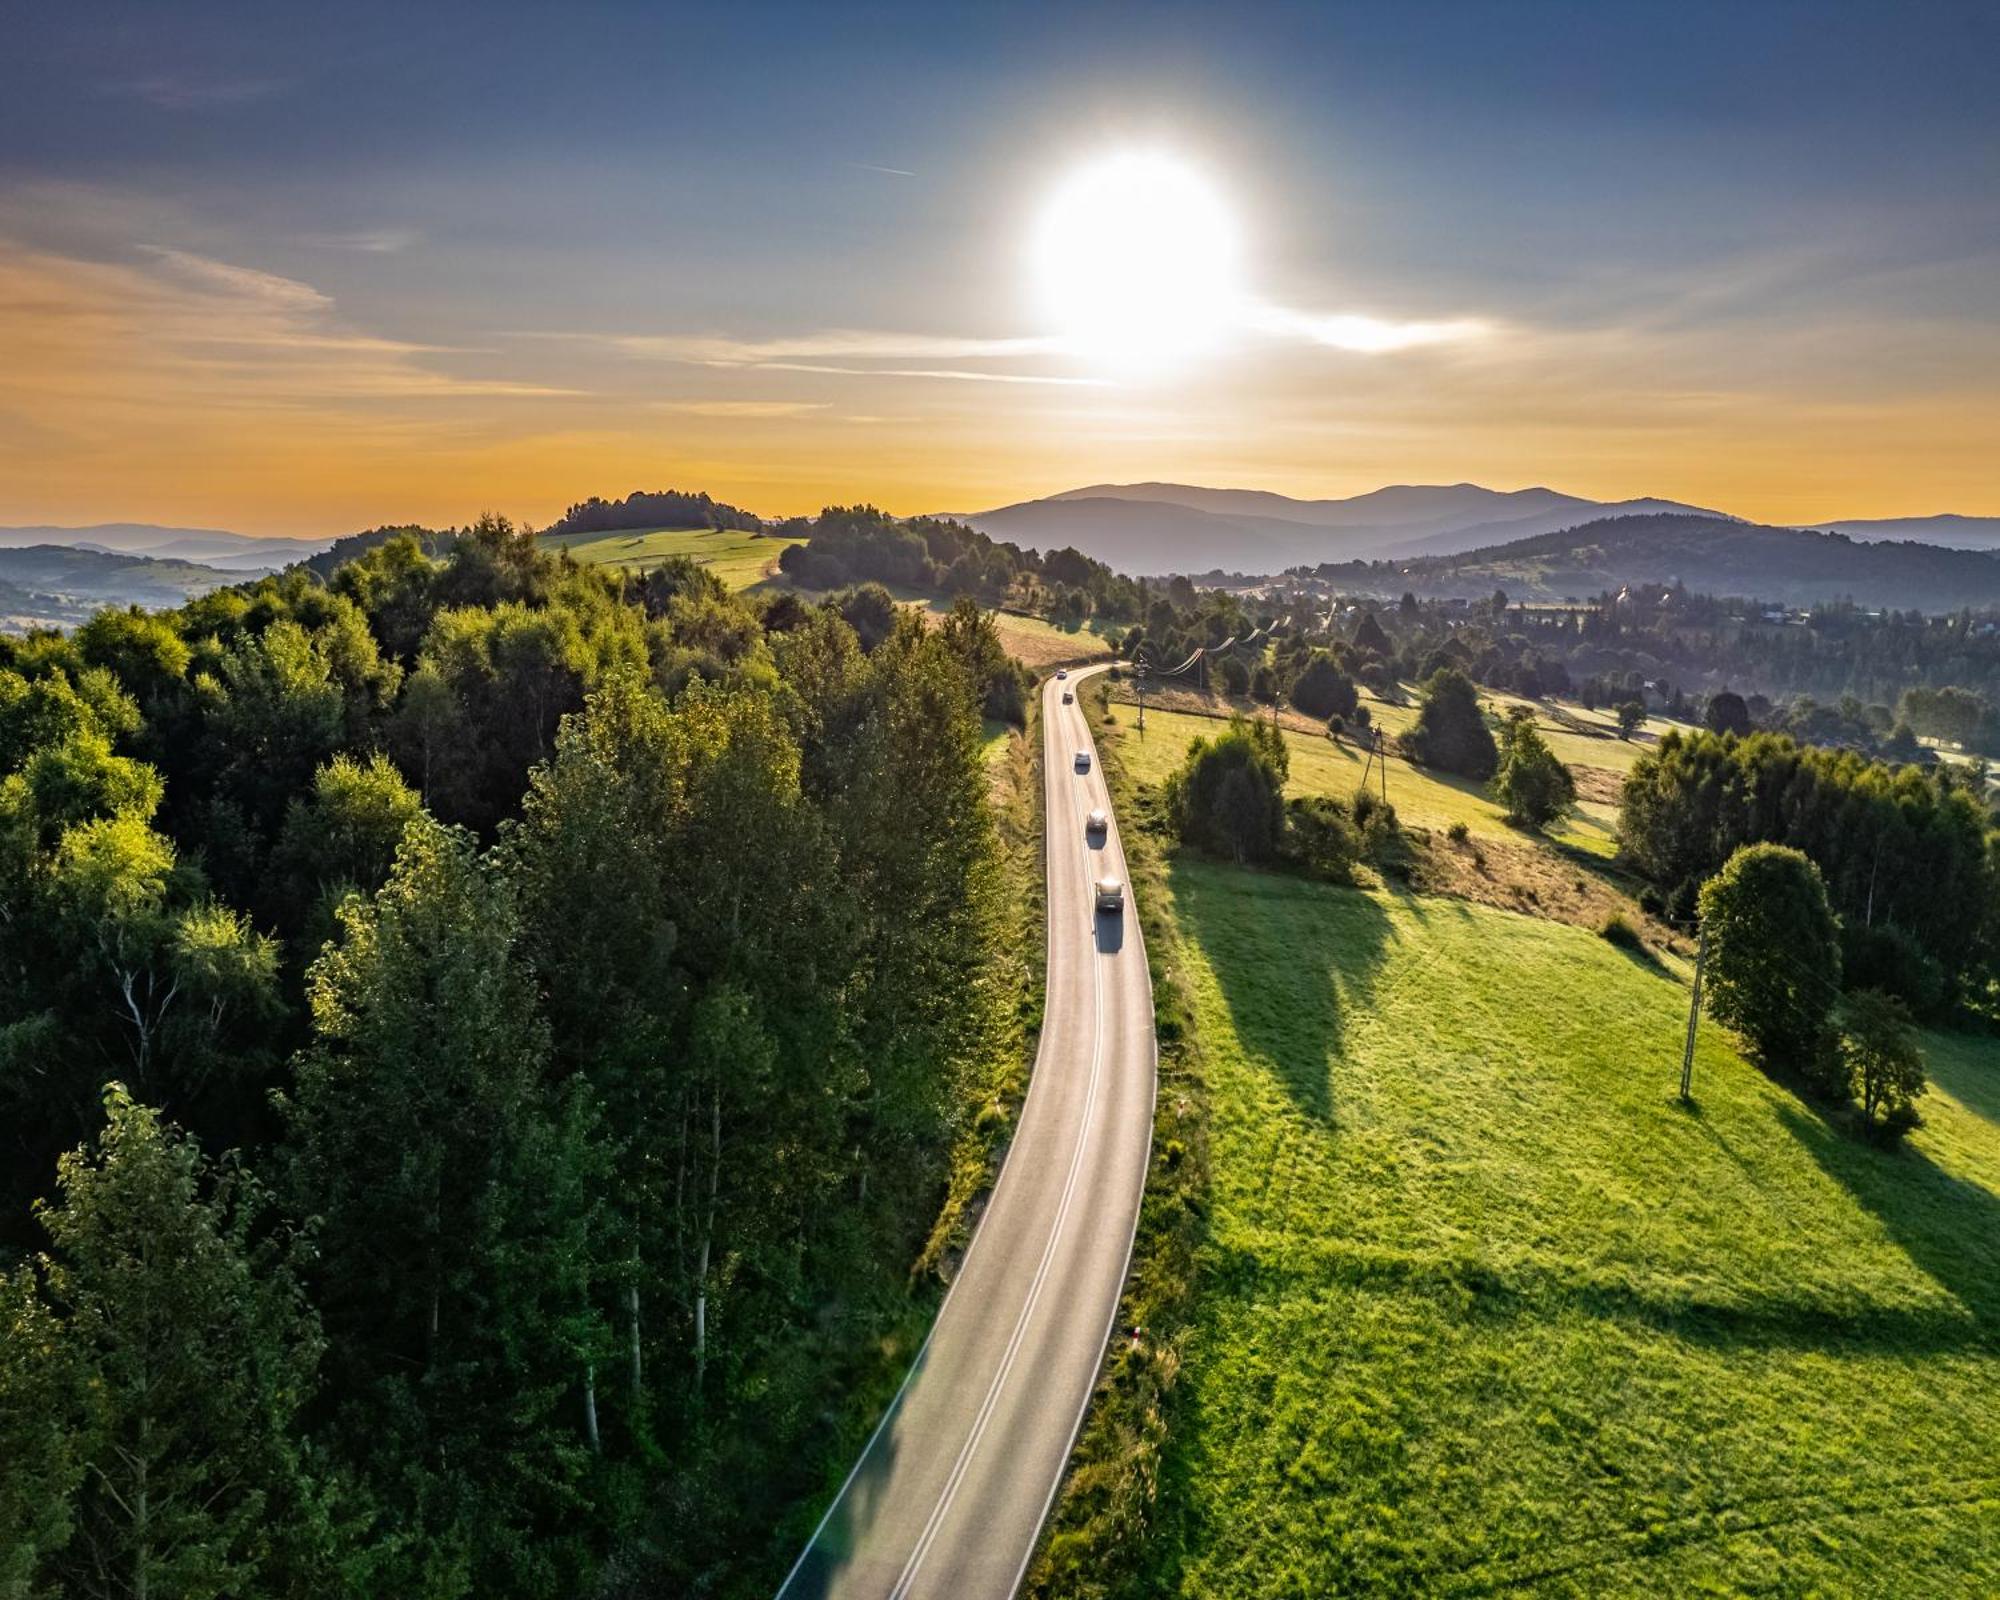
[0,239,576,416]
[138,246,332,313]
[600,330,1063,364]
[303,229,419,255]
[754,361,1107,387]
[100,75,289,111]
[525,327,1099,386]
[846,162,916,178]
[653,400,830,417]
[1248,303,1491,353]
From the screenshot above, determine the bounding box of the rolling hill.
[1814,513,2000,551]
[958,482,1731,573]
[1334,512,2000,610]
[0,523,332,572]
[0,545,246,631]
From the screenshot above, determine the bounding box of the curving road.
[776,663,1157,1600]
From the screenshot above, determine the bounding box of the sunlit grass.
[1115,703,1620,856]
[541,525,804,589]
[1145,858,2000,1596]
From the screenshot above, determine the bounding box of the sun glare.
[1032,150,1244,376]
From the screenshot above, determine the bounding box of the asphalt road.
[776,663,1157,1600]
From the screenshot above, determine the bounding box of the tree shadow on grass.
[1196,1231,1996,1361]
[1169,856,1393,1125]
[1925,1031,2000,1126]
[1776,1097,2000,1329]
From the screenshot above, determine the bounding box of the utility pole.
[1679,923,1707,1101]
[1377,727,1388,804]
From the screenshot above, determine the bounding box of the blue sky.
[3,1,1996,533]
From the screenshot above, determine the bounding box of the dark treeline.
[776,504,1149,626]
[1620,729,1998,1014]
[0,518,1017,1596]
[546,488,764,538]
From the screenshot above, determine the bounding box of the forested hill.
[0,519,1028,1596]
[545,487,763,537]
[1322,513,2000,610]
[776,501,1151,623]
[0,544,252,632]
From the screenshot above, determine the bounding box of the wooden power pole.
[1679,923,1707,1101]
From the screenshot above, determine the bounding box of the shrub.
[1599,913,1644,951]
[1704,690,1752,736]
[1839,988,1928,1141]
[1162,718,1288,864]
[1699,843,1843,1083]
[1616,700,1646,739]
[1352,786,1410,877]
[1446,820,1470,845]
[1400,667,1498,779]
[1491,710,1576,831]
[1287,653,1359,721]
[1284,794,1359,881]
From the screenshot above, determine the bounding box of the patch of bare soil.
[1569,764,1626,806]
[1404,826,1687,956]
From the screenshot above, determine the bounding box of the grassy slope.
[981,609,1116,672]
[1113,702,1622,857]
[1145,858,2000,1596]
[542,525,803,589]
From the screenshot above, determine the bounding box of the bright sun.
[1032,150,1244,376]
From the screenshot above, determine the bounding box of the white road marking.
[889,685,1110,1598]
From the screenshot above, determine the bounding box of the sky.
[2,0,1997,537]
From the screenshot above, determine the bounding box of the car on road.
[1094,877,1124,914]
[1056,668,1068,679]
[1074,750,1091,772]
[1085,808,1108,837]
[1062,690,1073,704]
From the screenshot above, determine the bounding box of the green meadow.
[1111,702,1622,856]
[1139,858,2000,1596]
[541,524,803,589]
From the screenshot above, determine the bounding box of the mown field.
[979,608,1116,671]
[540,524,803,588]
[1109,701,1623,857]
[1137,856,2000,1596]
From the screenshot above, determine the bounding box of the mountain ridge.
[0,523,333,572]
[954,482,1999,575]
[1324,512,2000,612]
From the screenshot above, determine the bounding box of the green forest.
[0,519,1026,1597]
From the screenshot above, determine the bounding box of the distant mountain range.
[8,495,2000,631]
[955,482,2000,575]
[0,544,265,631]
[0,523,333,573]
[1322,512,2000,612]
